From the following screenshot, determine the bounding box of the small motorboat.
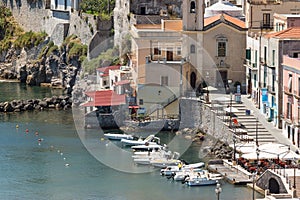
[160,162,205,176]
[121,134,160,146]
[131,144,165,152]
[104,133,134,140]
[183,170,222,186]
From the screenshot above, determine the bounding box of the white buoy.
[60,153,63,156]
[65,163,70,167]
[63,157,66,160]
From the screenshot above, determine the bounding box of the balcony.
[267,85,275,94]
[284,86,293,95]
[293,90,300,99]
[260,22,273,30]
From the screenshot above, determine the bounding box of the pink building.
[282,55,300,147]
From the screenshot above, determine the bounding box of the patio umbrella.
[279,151,300,160]
[242,151,278,160]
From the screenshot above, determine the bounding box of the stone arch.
[190,72,196,89]
[190,1,196,13]
[269,178,280,194]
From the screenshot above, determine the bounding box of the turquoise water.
[0,82,263,199]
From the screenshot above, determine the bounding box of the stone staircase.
[229,102,277,144]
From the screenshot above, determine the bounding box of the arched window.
[190,1,196,13]
[190,44,195,54]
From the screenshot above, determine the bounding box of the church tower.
[182,0,204,31]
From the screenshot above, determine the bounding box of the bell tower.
[182,0,204,31]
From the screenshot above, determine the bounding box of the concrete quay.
[208,159,253,185]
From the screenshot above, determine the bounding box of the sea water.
[0,82,263,199]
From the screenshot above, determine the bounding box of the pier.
[208,159,253,185]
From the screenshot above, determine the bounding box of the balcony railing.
[284,86,293,94]
[260,22,274,30]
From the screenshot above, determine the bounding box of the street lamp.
[256,117,259,147]
[233,134,237,165]
[180,58,185,97]
[229,92,233,128]
[215,181,222,200]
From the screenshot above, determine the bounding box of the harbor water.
[0,82,263,199]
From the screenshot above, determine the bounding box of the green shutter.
[246,49,251,60]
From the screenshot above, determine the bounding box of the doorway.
[269,178,280,194]
[190,72,196,89]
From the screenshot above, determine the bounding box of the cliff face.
[0,35,87,94]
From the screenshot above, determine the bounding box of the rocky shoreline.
[0,95,72,112]
[176,128,234,160]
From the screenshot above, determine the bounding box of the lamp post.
[252,172,256,200]
[180,58,184,97]
[256,117,259,147]
[233,134,237,165]
[215,181,222,200]
[230,92,233,128]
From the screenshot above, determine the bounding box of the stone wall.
[180,98,233,144]
[3,0,50,33]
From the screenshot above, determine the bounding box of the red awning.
[114,80,130,86]
[82,90,126,107]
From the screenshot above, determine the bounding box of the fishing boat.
[104,133,134,140]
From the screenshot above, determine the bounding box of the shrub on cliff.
[14,31,47,49]
[61,35,87,62]
[0,5,23,53]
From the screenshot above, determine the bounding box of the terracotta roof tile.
[134,24,161,29]
[204,14,246,29]
[96,65,121,77]
[264,27,300,39]
[163,20,182,31]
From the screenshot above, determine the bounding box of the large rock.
[4,102,14,112]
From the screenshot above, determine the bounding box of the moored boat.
[104,133,134,140]
[183,170,222,186]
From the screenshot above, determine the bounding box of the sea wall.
[180,98,233,144]
[0,95,72,112]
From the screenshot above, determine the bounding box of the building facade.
[282,55,300,147]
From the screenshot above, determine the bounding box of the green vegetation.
[14,31,47,49]
[80,0,115,19]
[82,47,119,75]
[61,35,87,62]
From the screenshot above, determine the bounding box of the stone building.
[182,0,247,93]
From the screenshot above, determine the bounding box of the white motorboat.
[183,170,222,186]
[150,159,181,168]
[104,133,134,140]
[131,144,165,151]
[121,134,160,146]
[160,162,205,176]
[133,150,173,165]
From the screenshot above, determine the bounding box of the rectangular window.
[218,42,226,57]
[263,66,267,88]
[272,50,275,66]
[272,69,275,91]
[263,13,271,28]
[154,47,161,55]
[255,50,258,67]
[298,77,300,96]
[264,46,267,64]
[161,76,168,86]
[177,47,181,56]
[246,49,251,60]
